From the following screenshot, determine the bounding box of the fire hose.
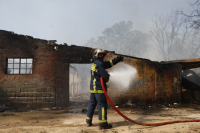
[100,77,200,126]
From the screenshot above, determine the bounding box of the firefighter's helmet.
[93,49,107,59]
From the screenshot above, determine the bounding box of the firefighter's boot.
[86,119,93,127]
[99,122,112,129]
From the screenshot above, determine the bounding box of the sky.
[0,0,196,47]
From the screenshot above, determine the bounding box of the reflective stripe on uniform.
[102,107,105,120]
[86,117,91,120]
[109,60,113,66]
[90,90,105,93]
[93,78,96,91]
[99,120,107,123]
[91,63,98,76]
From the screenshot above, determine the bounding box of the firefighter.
[86,49,124,129]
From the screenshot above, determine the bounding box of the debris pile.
[69,93,90,109]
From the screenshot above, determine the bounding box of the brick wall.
[104,52,182,105]
[155,63,182,104]
[0,30,56,108]
[0,30,182,109]
[0,30,94,109]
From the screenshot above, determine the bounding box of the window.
[7,58,33,74]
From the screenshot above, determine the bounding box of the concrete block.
[42,93,51,97]
[24,93,33,97]
[24,84,35,88]
[27,97,37,102]
[5,84,16,88]
[37,97,45,102]
[3,88,20,93]
[38,88,53,92]
[45,97,55,102]
[16,93,25,97]
[7,93,16,97]
[16,97,28,102]
[16,84,25,88]
[21,88,37,92]
[29,102,42,108]
[8,97,17,102]
[50,92,55,97]
[32,92,42,97]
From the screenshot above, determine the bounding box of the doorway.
[69,64,91,109]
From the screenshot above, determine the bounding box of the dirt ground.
[0,93,200,133]
[0,102,200,133]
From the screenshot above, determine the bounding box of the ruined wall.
[58,45,94,64]
[0,30,63,108]
[0,30,94,109]
[105,52,182,105]
[0,30,182,109]
[54,45,94,107]
[155,63,182,104]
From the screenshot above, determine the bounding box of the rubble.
[70,93,90,102]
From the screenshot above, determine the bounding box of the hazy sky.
[0,0,196,46]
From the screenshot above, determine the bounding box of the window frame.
[7,58,33,75]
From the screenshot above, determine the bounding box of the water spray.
[108,63,137,90]
[100,66,200,126]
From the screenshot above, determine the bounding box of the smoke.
[108,62,137,91]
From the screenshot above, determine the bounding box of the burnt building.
[0,30,199,109]
[0,30,93,109]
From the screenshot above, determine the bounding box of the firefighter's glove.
[105,70,110,77]
[105,77,109,82]
[117,55,124,62]
[105,70,110,82]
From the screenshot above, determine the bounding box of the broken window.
[7,58,33,74]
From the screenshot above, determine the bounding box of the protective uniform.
[86,49,123,129]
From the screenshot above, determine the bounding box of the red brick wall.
[0,30,57,108]
[0,30,182,109]
[0,30,94,109]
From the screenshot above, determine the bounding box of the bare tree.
[178,0,200,29]
[151,9,200,61]
[172,30,200,59]
[150,11,187,61]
